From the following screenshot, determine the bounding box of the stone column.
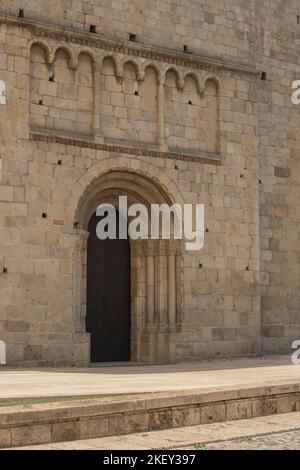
[73,229,89,332]
[157,76,167,151]
[92,61,103,141]
[146,255,155,324]
[168,254,177,325]
[155,246,168,324]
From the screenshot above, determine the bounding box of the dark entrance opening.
[86,211,131,363]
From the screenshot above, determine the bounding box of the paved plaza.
[0,356,297,400]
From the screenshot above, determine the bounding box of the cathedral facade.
[0,0,299,366]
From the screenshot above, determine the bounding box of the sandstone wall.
[0,0,256,60]
[0,0,297,365]
[256,0,300,352]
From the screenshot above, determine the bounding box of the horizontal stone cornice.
[0,13,259,76]
[29,132,221,166]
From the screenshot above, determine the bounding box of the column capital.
[167,239,183,255]
[73,229,89,251]
[143,239,157,256]
[158,75,165,85]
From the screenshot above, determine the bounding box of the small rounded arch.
[142,61,162,82]
[29,39,52,64]
[164,66,184,89]
[122,57,144,81]
[202,73,222,92]
[100,53,123,78]
[52,45,77,69]
[183,71,202,95]
[77,48,97,68]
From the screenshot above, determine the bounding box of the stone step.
[1,381,300,448]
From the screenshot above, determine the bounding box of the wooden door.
[86,212,131,363]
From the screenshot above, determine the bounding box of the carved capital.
[143,239,157,256]
[137,70,145,81]
[167,239,182,255]
[178,78,185,90]
[158,75,165,86]
[74,229,89,252]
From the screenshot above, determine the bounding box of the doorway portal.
[86,211,131,363]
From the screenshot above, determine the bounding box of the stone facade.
[0,1,298,366]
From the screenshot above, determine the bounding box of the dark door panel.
[86,211,131,363]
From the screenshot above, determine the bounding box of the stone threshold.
[1,382,300,448]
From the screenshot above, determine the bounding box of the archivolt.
[52,45,77,69]
[29,39,52,64]
[202,73,222,91]
[68,157,186,230]
[183,71,203,95]
[164,66,184,89]
[142,61,163,82]
[122,57,144,81]
[77,48,97,68]
[100,52,123,77]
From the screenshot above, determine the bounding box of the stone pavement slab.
[7,412,300,450]
[202,429,300,450]
[0,356,298,400]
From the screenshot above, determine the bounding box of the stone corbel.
[116,67,124,83]
[177,78,185,90]
[137,70,145,82]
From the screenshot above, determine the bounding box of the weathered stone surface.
[11,424,51,447]
[0,0,298,366]
[201,404,226,424]
[150,410,173,431]
[2,380,300,448]
[79,417,109,439]
[124,412,150,434]
[0,429,11,448]
[51,421,80,443]
[108,415,125,436]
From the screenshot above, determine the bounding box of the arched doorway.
[86,211,131,363]
[73,169,184,364]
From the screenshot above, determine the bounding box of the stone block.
[39,81,58,97]
[5,321,30,333]
[252,398,278,418]
[124,412,150,433]
[172,406,201,427]
[0,429,11,448]
[11,424,51,447]
[80,417,109,439]
[24,345,42,361]
[201,403,226,424]
[51,421,80,443]
[149,410,173,431]
[0,186,13,202]
[226,401,253,420]
[274,167,290,178]
[108,415,125,436]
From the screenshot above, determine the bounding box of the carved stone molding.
[73,229,89,332]
[0,14,259,77]
[30,132,222,165]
